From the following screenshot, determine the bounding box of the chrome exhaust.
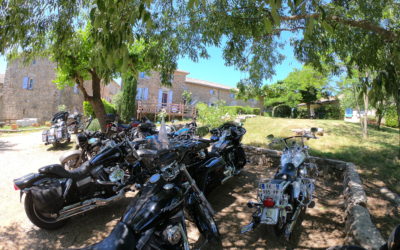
[55,190,126,221]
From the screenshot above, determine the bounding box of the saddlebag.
[30,179,64,213]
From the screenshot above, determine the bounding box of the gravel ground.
[0,132,346,249]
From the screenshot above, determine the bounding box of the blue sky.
[0,32,303,87]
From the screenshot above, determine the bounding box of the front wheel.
[24,193,67,230]
[194,203,221,245]
[60,154,81,170]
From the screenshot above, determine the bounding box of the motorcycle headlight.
[163,225,181,245]
[281,174,287,180]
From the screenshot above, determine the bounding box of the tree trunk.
[306,103,311,118]
[362,92,369,138]
[90,71,108,132]
[377,113,383,130]
[258,96,265,116]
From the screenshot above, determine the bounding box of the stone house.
[0,58,120,123]
[136,70,257,114]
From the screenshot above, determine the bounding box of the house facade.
[0,58,120,123]
[136,70,257,107]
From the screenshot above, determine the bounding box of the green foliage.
[83,99,116,117]
[112,91,123,115]
[314,105,343,120]
[86,118,100,132]
[385,106,399,128]
[58,105,67,112]
[119,74,137,122]
[224,106,259,115]
[182,90,192,104]
[272,104,291,118]
[196,102,235,128]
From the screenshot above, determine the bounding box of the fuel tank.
[89,145,122,166]
[121,176,183,232]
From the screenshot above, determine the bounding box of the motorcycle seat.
[39,162,91,179]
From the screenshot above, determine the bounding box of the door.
[162,92,168,105]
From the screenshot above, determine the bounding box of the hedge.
[272,104,291,118]
[225,105,260,115]
[385,106,399,128]
[83,99,116,118]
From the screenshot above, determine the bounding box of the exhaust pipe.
[56,190,126,221]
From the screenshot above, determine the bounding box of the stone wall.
[243,145,385,249]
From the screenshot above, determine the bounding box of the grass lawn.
[241,116,400,193]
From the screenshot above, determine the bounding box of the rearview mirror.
[266,134,274,140]
[310,127,318,133]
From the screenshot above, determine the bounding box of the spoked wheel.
[24,193,67,230]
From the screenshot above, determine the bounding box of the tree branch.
[75,76,91,101]
[280,14,396,41]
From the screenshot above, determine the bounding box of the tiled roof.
[0,74,4,84]
[185,77,233,90]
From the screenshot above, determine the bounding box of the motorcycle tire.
[60,154,81,170]
[196,203,221,245]
[234,147,246,175]
[24,193,67,230]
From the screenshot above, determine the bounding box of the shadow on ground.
[0,140,17,152]
[46,142,74,151]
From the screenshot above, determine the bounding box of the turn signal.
[263,197,275,207]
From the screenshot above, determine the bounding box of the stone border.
[243,145,385,249]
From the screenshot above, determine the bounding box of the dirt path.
[0,132,345,249]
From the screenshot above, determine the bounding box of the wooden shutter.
[143,88,149,100]
[168,90,173,104]
[136,88,142,100]
[22,77,29,89]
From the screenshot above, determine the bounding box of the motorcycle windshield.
[281,147,305,168]
[121,179,182,232]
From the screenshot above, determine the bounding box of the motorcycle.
[86,139,221,250]
[210,122,247,179]
[42,111,71,146]
[67,112,83,134]
[241,128,319,240]
[13,137,147,229]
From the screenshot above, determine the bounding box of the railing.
[136,101,196,120]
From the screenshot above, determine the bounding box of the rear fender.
[13,173,47,190]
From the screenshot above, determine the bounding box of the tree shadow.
[46,142,74,151]
[0,197,133,249]
[0,140,17,152]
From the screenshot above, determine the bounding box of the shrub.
[83,99,116,118]
[225,105,260,115]
[272,104,291,118]
[314,104,342,120]
[196,102,235,128]
[86,118,100,131]
[385,106,399,128]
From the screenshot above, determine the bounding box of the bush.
[196,102,235,128]
[83,99,116,118]
[272,104,291,118]
[385,106,399,128]
[86,118,100,131]
[313,104,342,120]
[225,105,260,115]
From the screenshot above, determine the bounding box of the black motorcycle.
[13,138,146,229]
[86,139,221,250]
[42,111,71,146]
[210,122,247,181]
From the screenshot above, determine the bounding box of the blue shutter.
[136,88,142,100]
[22,77,29,89]
[143,88,149,100]
[168,90,173,104]
[139,72,145,79]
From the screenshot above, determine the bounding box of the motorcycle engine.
[108,166,125,183]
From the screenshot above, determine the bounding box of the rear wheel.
[24,193,67,230]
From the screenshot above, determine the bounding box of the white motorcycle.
[241,128,319,241]
[42,112,71,147]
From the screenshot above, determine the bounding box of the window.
[32,59,36,65]
[136,88,149,100]
[22,76,34,90]
[230,93,235,99]
[139,72,146,79]
[210,89,215,95]
[73,84,79,94]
